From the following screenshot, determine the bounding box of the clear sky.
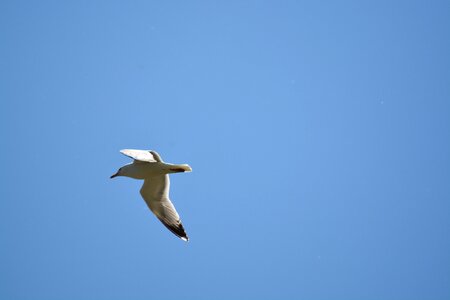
[1,1,449,299]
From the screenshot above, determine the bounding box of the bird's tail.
[169,164,192,173]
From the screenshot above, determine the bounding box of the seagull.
[110,149,192,241]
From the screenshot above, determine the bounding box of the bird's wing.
[140,175,189,241]
[120,149,162,163]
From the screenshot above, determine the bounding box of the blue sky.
[1,1,449,299]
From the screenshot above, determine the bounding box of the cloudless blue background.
[1,1,449,299]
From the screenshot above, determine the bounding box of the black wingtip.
[160,221,189,242]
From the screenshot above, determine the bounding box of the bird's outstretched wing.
[120,149,162,163]
[139,175,189,241]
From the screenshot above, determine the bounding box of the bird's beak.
[110,172,119,179]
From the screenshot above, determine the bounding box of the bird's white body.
[118,162,191,179]
[111,149,192,241]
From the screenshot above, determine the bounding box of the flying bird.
[110,149,192,241]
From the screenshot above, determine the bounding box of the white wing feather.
[120,149,162,163]
[139,175,188,241]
